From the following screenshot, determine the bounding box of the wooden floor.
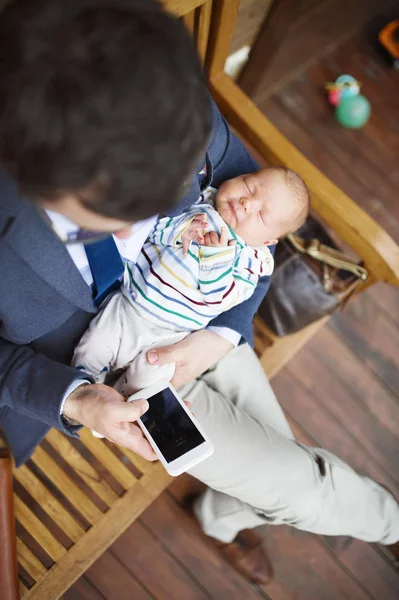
[65,30,399,600]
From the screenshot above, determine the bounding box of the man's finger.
[113,398,149,421]
[124,423,158,460]
[170,370,185,389]
[111,423,158,461]
[147,344,180,366]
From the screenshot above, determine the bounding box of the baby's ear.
[264,238,278,246]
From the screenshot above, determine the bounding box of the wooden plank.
[274,80,399,224]
[19,580,29,598]
[183,10,195,35]
[63,577,105,600]
[330,292,399,396]
[307,323,399,439]
[257,316,329,379]
[251,0,397,103]
[257,525,375,600]
[367,283,399,326]
[23,463,170,600]
[17,539,46,582]
[210,73,399,285]
[196,0,212,62]
[30,445,102,524]
[85,552,152,600]
[141,493,266,600]
[14,464,84,544]
[231,0,274,54]
[306,58,399,189]
[206,0,240,77]
[326,36,399,106]
[285,340,399,480]
[239,0,302,97]
[275,80,399,215]
[161,0,205,18]
[322,537,399,600]
[111,520,211,600]
[78,428,138,489]
[115,444,168,479]
[272,370,399,498]
[262,93,399,241]
[14,496,66,562]
[45,430,119,507]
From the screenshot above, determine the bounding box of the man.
[0,0,398,585]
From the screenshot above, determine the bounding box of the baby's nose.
[239,198,248,212]
[239,197,254,213]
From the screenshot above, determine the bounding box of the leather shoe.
[182,495,273,584]
[215,528,274,584]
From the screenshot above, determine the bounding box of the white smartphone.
[128,380,214,477]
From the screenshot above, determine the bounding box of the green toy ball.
[335,95,371,128]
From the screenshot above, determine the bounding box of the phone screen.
[140,387,205,463]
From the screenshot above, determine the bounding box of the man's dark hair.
[0,0,212,220]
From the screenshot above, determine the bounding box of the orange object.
[378,20,399,65]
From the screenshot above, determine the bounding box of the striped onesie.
[73,188,274,393]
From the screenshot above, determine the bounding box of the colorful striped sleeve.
[197,243,272,309]
[148,213,196,248]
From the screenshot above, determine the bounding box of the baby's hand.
[182,214,207,255]
[203,226,236,248]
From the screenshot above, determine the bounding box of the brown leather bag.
[0,448,19,600]
[257,216,368,337]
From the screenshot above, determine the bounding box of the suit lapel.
[2,202,97,314]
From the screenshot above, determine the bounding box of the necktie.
[85,236,124,306]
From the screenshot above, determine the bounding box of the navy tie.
[85,236,124,306]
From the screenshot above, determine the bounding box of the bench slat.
[14,496,66,562]
[115,445,161,477]
[31,446,102,524]
[17,539,47,581]
[46,430,119,507]
[14,464,84,543]
[79,430,138,488]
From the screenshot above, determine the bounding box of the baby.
[73,166,309,393]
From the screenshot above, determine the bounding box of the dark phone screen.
[140,387,205,463]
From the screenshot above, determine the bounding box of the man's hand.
[63,384,157,461]
[203,226,236,248]
[146,329,234,389]
[181,214,207,254]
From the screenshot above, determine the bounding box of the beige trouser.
[73,292,187,394]
[180,344,399,545]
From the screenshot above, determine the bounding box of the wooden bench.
[3,1,398,598]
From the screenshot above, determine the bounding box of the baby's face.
[216,169,295,246]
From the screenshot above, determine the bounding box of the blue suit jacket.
[0,99,271,465]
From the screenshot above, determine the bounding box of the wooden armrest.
[210,73,399,287]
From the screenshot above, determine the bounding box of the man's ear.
[264,238,278,246]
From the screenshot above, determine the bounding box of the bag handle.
[287,234,368,281]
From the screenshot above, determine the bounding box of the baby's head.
[216,167,309,246]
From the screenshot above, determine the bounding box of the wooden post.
[206,0,240,78]
[0,449,19,600]
[239,0,300,97]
